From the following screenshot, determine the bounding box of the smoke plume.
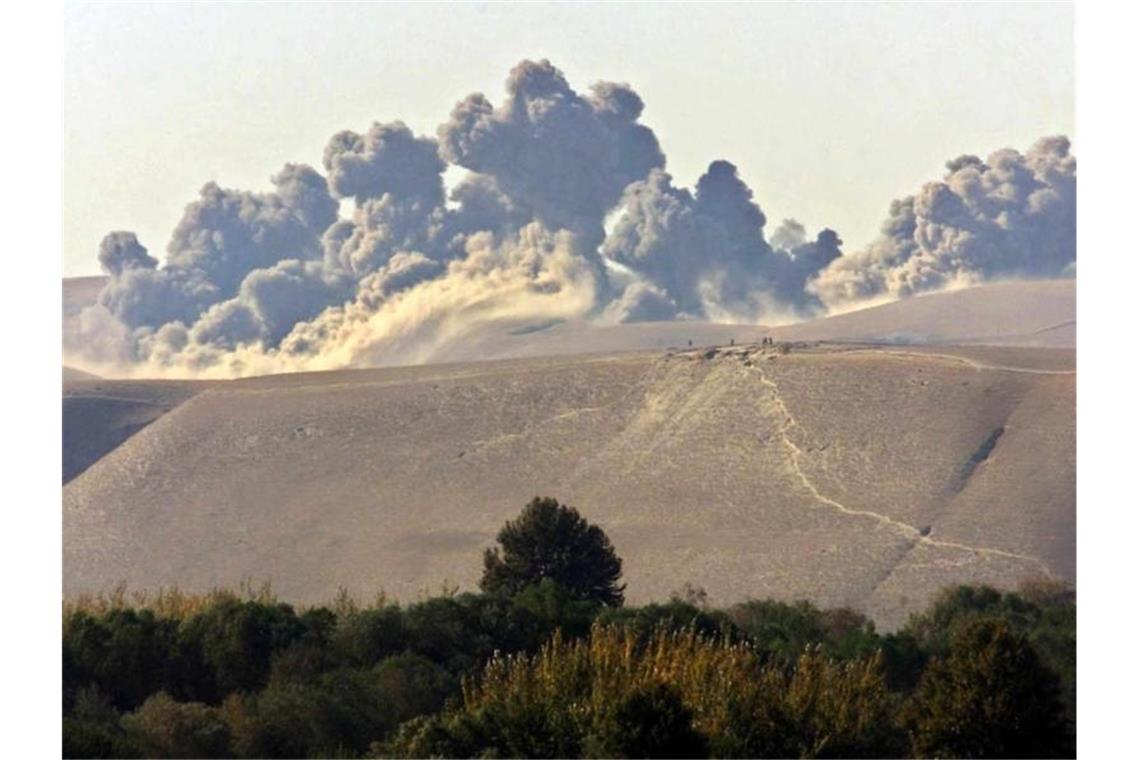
[438,59,665,247]
[65,59,1075,377]
[602,163,841,322]
[809,136,1076,310]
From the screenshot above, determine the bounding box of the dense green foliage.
[63,501,1075,758]
[904,619,1072,758]
[481,497,626,605]
[385,625,905,759]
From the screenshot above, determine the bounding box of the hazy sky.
[64,1,1073,277]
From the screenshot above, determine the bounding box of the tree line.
[64,497,1075,758]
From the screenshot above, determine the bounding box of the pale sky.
[63,1,1074,277]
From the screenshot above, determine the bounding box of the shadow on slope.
[63,380,216,483]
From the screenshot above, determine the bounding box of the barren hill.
[62,379,216,483]
[363,279,1075,365]
[64,341,1074,629]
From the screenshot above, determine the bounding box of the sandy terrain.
[776,280,1075,347]
[63,340,1073,629]
[63,379,216,483]
[372,279,1075,364]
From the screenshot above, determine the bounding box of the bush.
[228,670,387,758]
[63,609,178,710]
[584,683,708,758]
[176,599,307,701]
[330,605,407,669]
[511,578,601,640]
[386,623,903,759]
[63,718,143,759]
[63,687,142,759]
[728,599,883,665]
[903,585,1037,654]
[902,583,1076,723]
[60,574,1075,758]
[904,619,1072,758]
[374,653,459,727]
[596,599,734,641]
[121,692,231,758]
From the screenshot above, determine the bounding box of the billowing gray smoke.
[66,59,1075,377]
[438,60,665,248]
[810,136,1076,310]
[602,163,841,321]
[94,164,339,343]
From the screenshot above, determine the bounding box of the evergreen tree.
[481,497,625,606]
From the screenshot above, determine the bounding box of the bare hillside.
[378,280,1074,365]
[777,280,1075,347]
[63,379,216,483]
[63,343,1073,629]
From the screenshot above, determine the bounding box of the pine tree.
[481,497,625,606]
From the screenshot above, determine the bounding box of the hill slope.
[63,379,216,483]
[365,279,1075,365]
[64,343,1073,629]
[61,280,1075,485]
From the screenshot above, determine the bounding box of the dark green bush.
[63,717,143,759]
[904,619,1072,758]
[596,599,734,640]
[374,653,458,727]
[584,682,708,758]
[63,609,178,710]
[330,605,407,668]
[176,599,307,701]
[121,692,231,758]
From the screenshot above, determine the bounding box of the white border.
[8,0,1136,754]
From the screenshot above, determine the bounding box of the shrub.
[903,585,1037,654]
[63,609,178,710]
[63,718,143,759]
[121,692,231,759]
[328,604,407,670]
[727,599,883,665]
[510,578,601,640]
[583,682,708,758]
[387,623,903,758]
[63,686,142,759]
[176,599,307,701]
[596,599,734,640]
[904,619,1072,758]
[903,583,1076,724]
[374,653,459,727]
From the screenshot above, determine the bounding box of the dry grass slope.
[63,341,1073,629]
[62,379,216,483]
